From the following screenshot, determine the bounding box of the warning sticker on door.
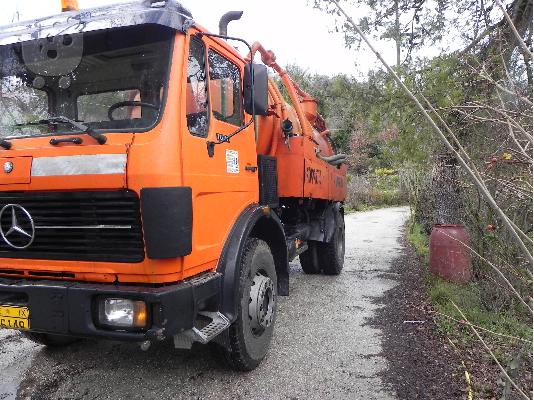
[226,150,239,174]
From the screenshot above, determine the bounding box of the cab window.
[208,50,243,126]
[78,89,140,122]
[186,37,209,137]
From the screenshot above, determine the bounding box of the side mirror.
[244,63,269,116]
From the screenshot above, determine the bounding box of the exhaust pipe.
[219,11,243,36]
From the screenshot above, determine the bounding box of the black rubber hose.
[315,149,348,166]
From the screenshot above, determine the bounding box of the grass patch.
[406,222,532,360]
[345,203,408,213]
[348,204,390,212]
[428,278,532,344]
[406,222,429,258]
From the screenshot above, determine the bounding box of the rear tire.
[317,210,345,275]
[299,242,321,274]
[221,238,277,371]
[22,331,78,347]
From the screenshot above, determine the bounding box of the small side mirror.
[244,63,269,116]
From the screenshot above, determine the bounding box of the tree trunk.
[395,0,401,67]
[524,28,533,95]
[479,0,533,74]
[432,153,463,224]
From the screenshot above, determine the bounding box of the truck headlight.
[98,298,147,328]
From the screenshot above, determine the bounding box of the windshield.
[0,24,174,139]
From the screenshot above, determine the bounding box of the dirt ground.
[372,235,465,399]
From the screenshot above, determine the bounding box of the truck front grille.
[0,191,144,263]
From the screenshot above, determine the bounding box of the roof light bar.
[61,0,79,12]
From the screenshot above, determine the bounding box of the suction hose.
[316,149,347,166]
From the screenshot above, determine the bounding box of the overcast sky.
[2,0,401,77]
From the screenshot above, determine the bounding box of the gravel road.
[1,206,410,400]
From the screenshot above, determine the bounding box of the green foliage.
[284,62,440,174]
[308,0,533,393]
[406,223,532,369]
[284,64,393,157]
[331,129,351,153]
[429,278,533,345]
[313,0,453,63]
[374,167,396,176]
[346,172,407,210]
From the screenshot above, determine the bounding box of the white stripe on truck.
[31,154,127,176]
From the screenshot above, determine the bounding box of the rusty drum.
[429,224,471,283]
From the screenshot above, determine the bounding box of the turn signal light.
[61,0,79,12]
[134,302,148,327]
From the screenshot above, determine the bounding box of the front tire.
[222,238,277,371]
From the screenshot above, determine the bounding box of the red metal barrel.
[429,224,471,283]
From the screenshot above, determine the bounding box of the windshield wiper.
[42,116,107,145]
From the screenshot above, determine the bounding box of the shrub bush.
[346,171,407,210]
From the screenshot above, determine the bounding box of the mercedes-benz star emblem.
[3,162,13,174]
[0,204,35,249]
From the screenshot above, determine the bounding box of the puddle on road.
[0,331,39,400]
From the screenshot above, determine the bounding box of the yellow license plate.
[0,305,30,330]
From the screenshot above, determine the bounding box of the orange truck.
[0,0,347,370]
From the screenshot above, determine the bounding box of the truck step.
[173,311,230,349]
[189,311,230,344]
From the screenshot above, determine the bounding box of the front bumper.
[0,273,221,341]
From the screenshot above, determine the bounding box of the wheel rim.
[248,272,275,336]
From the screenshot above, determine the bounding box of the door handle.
[245,165,258,173]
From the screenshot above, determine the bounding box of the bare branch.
[329,0,533,268]
[330,0,533,268]
[451,301,531,400]
[476,68,533,107]
[434,309,531,342]
[440,231,532,312]
[495,0,533,60]
[497,91,532,160]
[459,21,501,55]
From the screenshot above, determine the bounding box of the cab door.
[180,32,258,274]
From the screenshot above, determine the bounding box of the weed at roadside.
[406,223,533,399]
